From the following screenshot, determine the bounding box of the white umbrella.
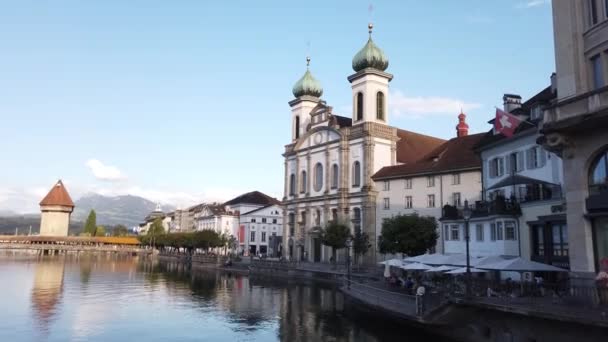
[445,267,488,274]
[400,262,432,271]
[379,258,404,267]
[424,265,459,273]
[471,255,509,267]
[477,257,567,272]
[404,253,453,265]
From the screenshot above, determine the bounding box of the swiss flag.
[494,108,522,138]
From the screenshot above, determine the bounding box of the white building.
[440,86,568,269]
[372,113,484,254]
[239,204,283,256]
[194,204,238,236]
[282,23,446,263]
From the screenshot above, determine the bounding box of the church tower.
[289,57,323,141]
[39,180,75,236]
[348,23,393,125]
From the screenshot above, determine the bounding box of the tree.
[321,221,351,264]
[113,224,129,237]
[378,214,438,256]
[352,226,371,265]
[95,225,106,237]
[83,210,97,236]
[148,218,165,236]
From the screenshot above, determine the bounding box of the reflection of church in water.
[30,260,65,330]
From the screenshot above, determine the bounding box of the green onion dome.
[352,23,389,72]
[292,57,323,98]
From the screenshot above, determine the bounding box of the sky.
[0,0,555,213]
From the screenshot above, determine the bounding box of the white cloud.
[517,0,550,9]
[390,90,482,118]
[85,159,126,181]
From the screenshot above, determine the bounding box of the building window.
[590,0,599,25]
[526,146,546,169]
[443,225,450,241]
[593,218,608,270]
[427,194,435,208]
[589,148,608,195]
[476,224,484,242]
[251,218,256,223]
[591,54,604,89]
[332,208,338,222]
[315,209,321,226]
[405,196,412,209]
[552,223,569,256]
[496,221,504,240]
[262,218,267,223]
[533,225,545,256]
[272,219,277,224]
[300,211,306,226]
[376,91,385,120]
[352,161,361,187]
[353,208,361,233]
[383,180,390,191]
[383,198,390,209]
[314,163,323,192]
[505,221,517,240]
[356,92,364,121]
[288,213,295,236]
[331,164,339,189]
[530,105,542,121]
[490,223,496,241]
[261,232,266,242]
[452,192,461,207]
[450,224,460,241]
[452,173,460,185]
[295,116,300,139]
[300,170,307,193]
[489,157,504,178]
[404,178,412,189]
[250,231,255,242]
[427,176,435,187]
[289,174,296,196]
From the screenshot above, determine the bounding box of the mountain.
[0,214,83,235]
[73,194,174,228]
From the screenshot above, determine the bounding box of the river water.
[0,254,450,342]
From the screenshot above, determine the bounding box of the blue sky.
[0,0,555,213]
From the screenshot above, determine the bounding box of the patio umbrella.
[378,258,404,267]
[404,253,462,266]
[399,262,432,271]
[424,265,459,273]
[445,267,488,274]
[477,257,567,272]
[471,255,509,267]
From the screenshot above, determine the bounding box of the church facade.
[282,24,446,263]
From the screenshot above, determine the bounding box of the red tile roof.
[39,180,75,208]
[396,129,446,164]
[373,133,485,180]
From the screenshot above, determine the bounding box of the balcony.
[441,197,521,220]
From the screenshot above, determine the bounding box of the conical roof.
[352,23,389,72]
[39,180,74,207]
[292,57,323,98]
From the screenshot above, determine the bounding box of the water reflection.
[30,258,65,332]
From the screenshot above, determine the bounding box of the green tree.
[352,226,371,265]
[321,221,351,264]
[83,210,97,236]
[113,224,129,236]
[378,214,438,256]
[147,218,165,236]
[95,225,106,237]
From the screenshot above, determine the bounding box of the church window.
[352,161,361,187]
[376,91,385,120]
[331,164,339,189]
[356,92,364,121]
[289,174,296,196]
[314,163,323,192]
[295,116,300,139]
[300,170,307,193]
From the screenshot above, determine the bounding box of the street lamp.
[346,236,353,290]
[462,200,472,299]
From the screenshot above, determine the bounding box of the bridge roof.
[39,180,74,208]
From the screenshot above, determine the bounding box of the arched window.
[356,92,364,121]
[295,116,300,139]
[376,91,385,120]
[289,174,296,196]
[331,164,339,189]
[300,170,307,193]
[352,161,361,187]
[589,148,608,195]
[315,209,321,226]
[314,163,323,192]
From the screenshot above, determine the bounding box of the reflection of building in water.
[31,260,65,329]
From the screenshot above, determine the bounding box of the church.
[282,23,451,263]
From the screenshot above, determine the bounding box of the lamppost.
[462,200,472,299]
[346,236,353,290]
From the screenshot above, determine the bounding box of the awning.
[487,174,557,191]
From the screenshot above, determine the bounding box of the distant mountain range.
[73,194,174,228]
[0,194,175,234]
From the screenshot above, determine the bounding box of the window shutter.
[498,157,504,176]
[539,148,547,167]
[517,151,524,171]
[526,149,532,169]
[489,160,495,178]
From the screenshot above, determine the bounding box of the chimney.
[503,94,522,112]
[550,72,557,94]
[456,111,469,137]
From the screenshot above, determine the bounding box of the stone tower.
[39,180,75,236]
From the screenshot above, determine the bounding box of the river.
[0,254,450,341]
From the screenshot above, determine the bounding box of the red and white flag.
[494,108,522,138]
